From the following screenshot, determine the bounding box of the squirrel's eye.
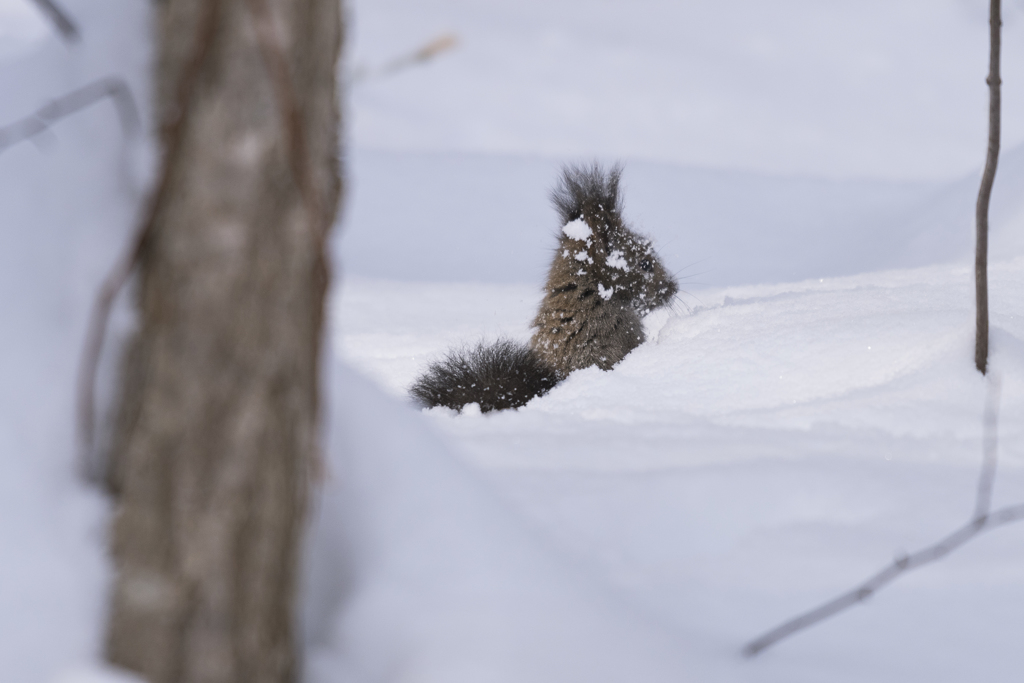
[639,258,653,272]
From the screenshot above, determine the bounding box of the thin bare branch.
[746,0,1007,656]
[76,245,141,484]
[30,0,80,43]
[975,0,1001,374]
[0,77,140,154]
[348,33,458,85]
[77,2,223,485]
[744,374,1017,657]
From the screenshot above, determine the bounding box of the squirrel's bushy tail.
[410,338,559,413]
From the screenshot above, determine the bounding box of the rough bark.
[975,0,1001,375]
[104,1,342,682]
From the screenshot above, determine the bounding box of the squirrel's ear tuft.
[550,162,624,228]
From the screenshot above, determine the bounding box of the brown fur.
[410,163,677,412]
[530,163,677,378]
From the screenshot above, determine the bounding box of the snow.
[606,249,629,271]
[0,1,47,62]
[338,146,1024,286]
[4,1,1024,682]
[52,664,145,683]
[0,2,151,681]
[331,263,1024,682]
[303,364,695,683]
[561,217,592,240]
[347,0,1024,180]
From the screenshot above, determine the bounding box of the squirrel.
[410,163,679,413]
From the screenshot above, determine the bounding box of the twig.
[743,375,1019,657]
[348,33,458,85]
[77,2,223,484]
[30,0,80,43]
[975,0,1001,374]
[0,77,140,154]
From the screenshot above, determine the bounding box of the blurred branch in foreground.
[348,33,458,85]
[30,0,80,43]
[6,78,143,475]
[98,0,342,679]
[743,376,1022,657]
[0,76,141,155]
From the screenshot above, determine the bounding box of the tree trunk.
[104,1,342,682]
[975,0,1001,375]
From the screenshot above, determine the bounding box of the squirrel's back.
[411,163,678,412]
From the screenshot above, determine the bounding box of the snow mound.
[302,363,696,682]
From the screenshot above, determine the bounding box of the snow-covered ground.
[329,263,1024,682]
[3,0,1024,681]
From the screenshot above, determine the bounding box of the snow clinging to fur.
[562,218,592,241]
[606,250,629,271]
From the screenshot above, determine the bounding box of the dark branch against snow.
[975,0,1001,374]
